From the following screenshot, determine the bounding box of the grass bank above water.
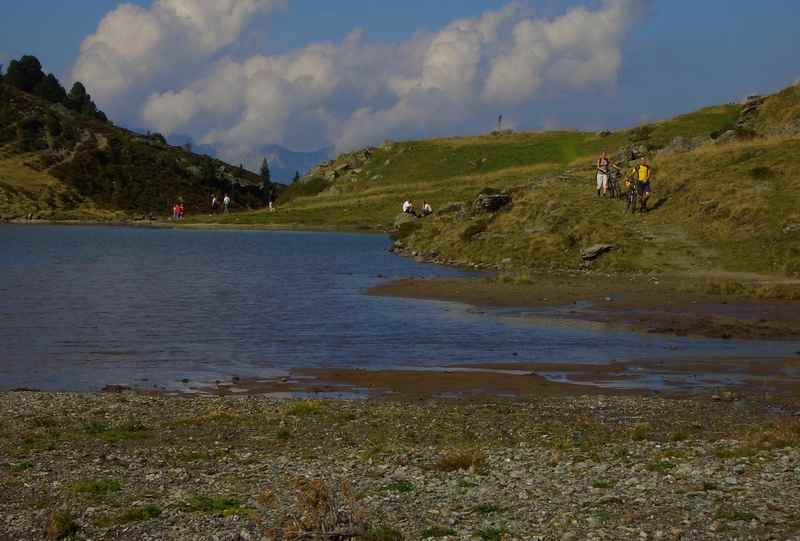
[185,85,800,292]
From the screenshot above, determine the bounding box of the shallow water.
[0,225,796,391]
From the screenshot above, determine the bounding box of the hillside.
[189,83,800,282]
[0,83,266,221]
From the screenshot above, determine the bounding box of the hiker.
[422,202,433,216]
[596,151,610,197]
[632,158,653,212]
[223,194,231,213]
[172,203,179,220]
[211,194,218,213]
[178,203,185,220]
[402,200,414,214]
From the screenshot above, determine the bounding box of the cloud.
[75,0,642,162]
[71,0,284,116]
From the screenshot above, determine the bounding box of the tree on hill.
[66,81,108,122]
[292,170,300,184]
[0,64,4,82]
[34,73,67,103]
[5,55,45,93]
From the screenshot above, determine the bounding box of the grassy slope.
[0,84,263,220]
[187,104,739,229]
[195,87,800,281]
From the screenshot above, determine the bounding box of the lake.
[0,225,794,392]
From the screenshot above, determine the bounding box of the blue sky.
[2,1,798,158]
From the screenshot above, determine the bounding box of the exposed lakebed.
[0,225,797,392]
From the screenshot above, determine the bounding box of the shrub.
[46,511,79,540]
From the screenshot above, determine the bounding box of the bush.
[46,511,79,540]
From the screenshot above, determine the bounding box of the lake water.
[0,225,795,392]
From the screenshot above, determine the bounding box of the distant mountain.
[165,138,333,183]
[257,144,334,183]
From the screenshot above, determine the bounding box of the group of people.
[171,202,185,220]
[402,200,433,217]
[210,194,232,214]
[596,151,653,213]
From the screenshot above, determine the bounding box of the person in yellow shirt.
[630,157,653,213]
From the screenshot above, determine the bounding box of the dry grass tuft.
[434,446,486,472]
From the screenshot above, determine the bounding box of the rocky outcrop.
[581,244,615,261]
[473,190,511,213]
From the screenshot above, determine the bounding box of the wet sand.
[368,275,800,340]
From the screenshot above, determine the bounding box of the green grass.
[384,480,415,493]
[184,495,253,517]
[73,479,121,496]
[591,480,616,490]
[97,504,161,526]
[714,508,756,522]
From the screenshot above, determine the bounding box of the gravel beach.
[2,390,800,540]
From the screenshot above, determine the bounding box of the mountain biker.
[631,158,653,213]
[596,151,610,197]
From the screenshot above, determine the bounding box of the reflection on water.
[0,224,797,391]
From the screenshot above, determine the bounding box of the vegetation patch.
[383,480,415,493]
[184,495,252,517]
[434,447,486,472]
[97,504,161,526]
[73,479,121,496]
[473,527,511,541]
[286,401,324,416]
[46,511,79,540]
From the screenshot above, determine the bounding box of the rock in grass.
[473,190,511,212]
[581,244,615,261]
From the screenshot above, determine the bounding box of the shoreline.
[368,275,800,341]
[1,217,386,235]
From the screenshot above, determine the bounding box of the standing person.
[223,194,231,214]
[178,202,185,220]
[632,157,653,213]
[596,151,610,197]
[211,194,218,214]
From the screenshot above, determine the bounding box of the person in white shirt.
[402,200,413,214]
[422,202,433,216]
[223,194,231,213]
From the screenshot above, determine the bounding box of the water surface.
[0,225,795,391]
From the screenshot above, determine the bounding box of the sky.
[2,1,799,164]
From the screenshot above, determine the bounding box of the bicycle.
[624,178,639,213]
[607,167,622,200]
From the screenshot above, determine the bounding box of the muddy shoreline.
[369,275,800,341]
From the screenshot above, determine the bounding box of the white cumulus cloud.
[71,0,284,117]
[74,0,642,162]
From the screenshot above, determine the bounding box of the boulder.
[473,191,511,212]
[581,244,615,261]
[659,136,696,155]
[784,224,800,235]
